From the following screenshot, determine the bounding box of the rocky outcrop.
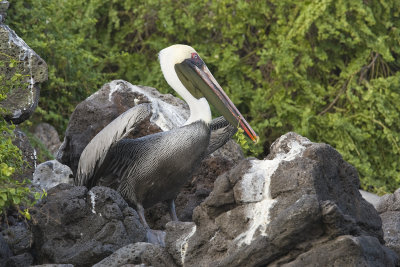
[0,225,34,267]
[93,242,177,267]
[31,184,146,266]
[376,188,400,257]
[0,234,12,266]
[32,160,73,190]
[57,80,189,176]
[0,1,48,123]
[163,132,397,266]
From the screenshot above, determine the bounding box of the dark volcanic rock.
[276,235,397,266]
[11,128,36,182]
[0,234,12,266]
[1,225,33,255]
[31,184,146,266]
[376,188,400,257]
[0,8,48,124]
[57,80,189,176]
[165,132,397,266]
[92,242,177,267]
[6,252,34,267]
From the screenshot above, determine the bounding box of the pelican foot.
[146,229,166,247]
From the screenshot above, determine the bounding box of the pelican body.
[76,45,258,241]
[90,119,209,209]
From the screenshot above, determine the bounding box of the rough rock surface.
[0,234,12,266]
[92,242,177,267]
[164,132,398,266]
[34,123,61,156]
[0,224,34,267]
[31,184,146,266]
[57,80,189,176]
[376,188,400,257]
[1,225,33,255]
[32,160,73,190]
[0,2,48,123]
[11,128,36,182]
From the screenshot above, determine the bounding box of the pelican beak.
[175,57,259,143]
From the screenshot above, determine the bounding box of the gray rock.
[0,16,47,124]
[1,225,32,255]
[165,221,196,265]
[31,265,74,267]
[92,242,177,267]
[167,132,398,266]
[57,80,189,176]
[376,188,400,257]
[276,235,398,267]
[34,123,61,156]
[376,188,400,213]
[31,184,146,266]
[11,128,36,182]
[0,234,12,266]
[32,160,73,190]
[5,252,33,267]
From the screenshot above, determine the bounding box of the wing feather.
[206,116,237,155]
[75,103,152,186]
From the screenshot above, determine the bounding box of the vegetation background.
[5,0,400,194]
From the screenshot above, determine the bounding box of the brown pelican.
[75,44,258,244]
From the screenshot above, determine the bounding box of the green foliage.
[7,0,400,194]
[0,58,46,218]
[0,117,45,219]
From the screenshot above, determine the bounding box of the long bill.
[175,57,259,143]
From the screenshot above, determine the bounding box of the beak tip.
[253,135,259,144]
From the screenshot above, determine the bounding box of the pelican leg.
[137,203,166,247]
[168,199,179,221]
[136,203,150,229]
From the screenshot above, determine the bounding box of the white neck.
[184,97,212,125]
[159,45,212,125]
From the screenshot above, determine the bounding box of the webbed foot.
[146,229,166,247]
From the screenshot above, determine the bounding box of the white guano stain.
[234,136,309,246]
[181,225,197,264]
[108,81,122,102]
[128,84,187,131]
[107,80,187,131]
[89,191,97,214]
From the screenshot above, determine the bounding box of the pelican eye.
[191,53,199,59]
[190,53,203,67]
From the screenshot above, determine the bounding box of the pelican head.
[159,44,259,143]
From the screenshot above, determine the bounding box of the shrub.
[7,0,400,194]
